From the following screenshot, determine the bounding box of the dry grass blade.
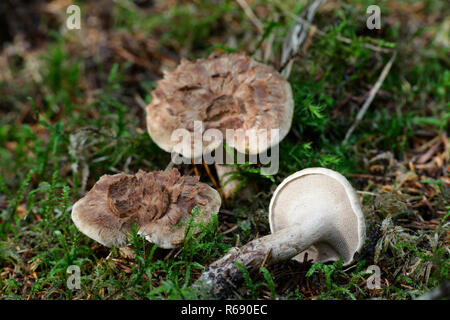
[344,52,397,142]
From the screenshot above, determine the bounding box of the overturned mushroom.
[71,169,221,248]
[146,52,294,197]
[194,167,366,298]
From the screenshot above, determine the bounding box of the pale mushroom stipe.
[194,167,366,298]
[71,169,221,248]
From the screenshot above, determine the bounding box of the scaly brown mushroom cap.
[146,52,294,158]
[71,169,221,248]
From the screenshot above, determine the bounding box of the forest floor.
[0,0,448,299]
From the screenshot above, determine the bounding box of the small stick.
[417,140,441,164]
[134,93,148,111]
[164,159,174,171]
[303,25,317,52]
[236,0,264,34]
[222,225,238,235]
[235,234,240,247]
[356,190,379,197]
[344,52,397,142]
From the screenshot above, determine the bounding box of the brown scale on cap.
[146,52,294,158]
[71,169,221,248]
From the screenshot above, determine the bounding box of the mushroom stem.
[194,221,322,298]
[215,163,240,199]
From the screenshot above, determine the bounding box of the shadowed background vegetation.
[0,0,448,299]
